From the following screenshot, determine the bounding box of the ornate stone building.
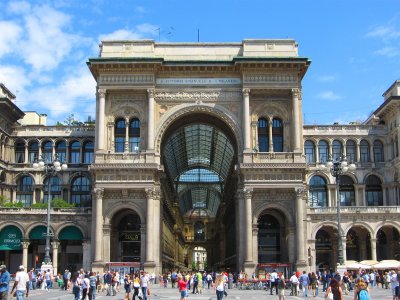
[0,40,399,276]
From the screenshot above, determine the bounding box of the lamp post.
[319,156,356,267]
[33,157,67,266]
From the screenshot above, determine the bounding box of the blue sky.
[0,0,399,125]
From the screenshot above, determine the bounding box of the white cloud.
[98,23,158,42]
[366,26,400,41]
[7,1,31,14]
[374,46,400,58]
[317,75,336,83]
[317,91,341,101]
[0,65,30,95]
[0,21,22,57]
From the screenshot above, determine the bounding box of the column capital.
[295,186,307,198]
[21,240,30,249]
[238,188,253,200]
[291,88,300,97]
[242,88,250,96]
[51,241,60,250]
[147,88,155,98]
[97,88,106,98]
[145,187,161,200]
[93,188,104,199]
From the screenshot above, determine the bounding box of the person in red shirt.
[177,275,187,300]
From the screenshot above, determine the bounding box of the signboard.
[156,78,241,85]
[120,232,141,241]
[0,226,22,250]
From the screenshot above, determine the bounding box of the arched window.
[318,140,329,163]
[55,141,67,163]
[257,118,269,152]
[28,141,39,163]
[360,140,370,162]
[83,141,94,164]
[70,176,91,207]
[373,140,384,162]
[272,118,283,152]
[69,141,81,164]
[304,140,315,163]
[44,176,61,203]
[129,118,141,152]
[194,222,205,241]
[332,140,343,160]
[16,176,33,207]
[42,141,53,162]
[309,175,328,207]
[15,140,25,163]
[339,175,355,206]
[115,118,126,153]
[365,175,383,206]
[346,140,357,163]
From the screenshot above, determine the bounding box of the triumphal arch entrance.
[87,39,310,275]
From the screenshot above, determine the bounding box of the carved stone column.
[371,238,377,261]
[51,240,60,275]
[147,89,155,151]
[97,88,106,151]
[103,224,111,263]
[82,240,91,271]
[124,117,130,152]
[268,117,273,152]
[292,88,301,152]
[295,187,307,268]
[93,188,104,262]
[140,225,146,264]
[241,188,255,273]
[22,240,30,271]
[242,89,251,151]
[144,188,160,270]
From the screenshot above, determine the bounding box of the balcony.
[308,206,400,215]
[0,206,91,215]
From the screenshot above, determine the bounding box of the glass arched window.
[360,140,370,162]
[318,140,329,163]
[339,175,355,206]
[42,141,53,162]
[70,176,91,207]
[28,141,39,163]
[115,118,126,153]
[366,175,383,206]
[309,175,328,207]
[83,141,94,164]
[304,140,315,163]
[257,118,269,152]
[373,140,384,162]
[194,222,205,241]
[346,140,357,163]
[272,118,283,152]
[69,141,81,164]
[129,118,141,152]
[15,140,25,163]
[44,176,61,203]
[16,176,33,207]
[332,140,343,160]
[55,141,67,163]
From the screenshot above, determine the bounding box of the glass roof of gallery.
[163,123,235,218]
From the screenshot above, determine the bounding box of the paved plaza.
[21,285,394,299]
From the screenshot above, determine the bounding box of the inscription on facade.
[156,78,241,85]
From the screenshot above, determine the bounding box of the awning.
[29,226,48,240]
[0,225,22,250]
[59,226,83,240]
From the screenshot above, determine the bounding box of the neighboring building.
[0,40,399,276]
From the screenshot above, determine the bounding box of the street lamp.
[33,156,67,266]
[319,156,356,267]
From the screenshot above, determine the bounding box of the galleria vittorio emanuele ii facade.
[0,39,400,277]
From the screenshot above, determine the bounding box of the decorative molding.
[99,74,154,85]
[108,94,147,101]
[242,88,250,97]
[93,188,104,199]
[291,88,300,97]
[154,91,242,101]
[97,88,106,98]
[244,73,297,84]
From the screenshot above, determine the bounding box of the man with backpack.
[354,277,370,300]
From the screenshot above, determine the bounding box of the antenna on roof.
[197,29,200,42]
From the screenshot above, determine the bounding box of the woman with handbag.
[325,278,343,300]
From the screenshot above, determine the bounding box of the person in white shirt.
[10,265,29,300]
[270,270,278,295]
[290,272,299,296]
[140,272,150,300]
